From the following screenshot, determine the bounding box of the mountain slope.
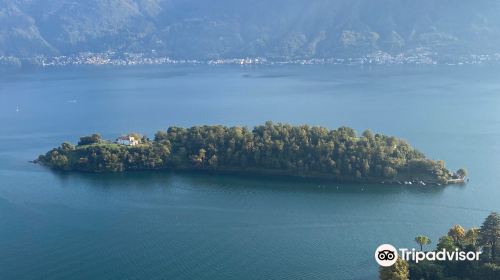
[2,0,500,59]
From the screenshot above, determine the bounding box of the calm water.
[1,64,499,280]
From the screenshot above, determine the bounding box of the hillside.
[2,0,500,59]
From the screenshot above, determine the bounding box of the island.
[36,122,467,185]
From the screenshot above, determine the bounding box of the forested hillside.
[2,0,500,59]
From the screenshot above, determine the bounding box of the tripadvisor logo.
[375,244,398,267]
[375,244,482,267]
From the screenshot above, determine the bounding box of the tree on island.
[456,168,468,178]
[190,148,207,167]
[77,133,102,146]
[414,235,431,251]
[61,142,75,151]
[379,258,409,280]
[448,224,466,245]
[479,212,500,261]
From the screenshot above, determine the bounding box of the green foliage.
[479,212,500,261]
[464,228,480,246]
[415,235,432,251]
[380,258,409,280]
[448,225,466,245]
[61,142,75,151]
[436,236,456,252]
[408,260,445,280]
[77,134,102,146]
[477,263,500,280]
[408,212,500,280]
[39,122,452,183]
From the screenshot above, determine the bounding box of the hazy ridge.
[2,0,500,59]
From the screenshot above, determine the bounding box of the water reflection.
[48,168,448,195]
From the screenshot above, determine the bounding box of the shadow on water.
[47,168,450,196]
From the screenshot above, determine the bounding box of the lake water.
[1,64,499,279]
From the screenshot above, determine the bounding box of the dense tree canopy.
[479,212,500,261]
[379,258,409,280]
[38,122,460,184]
[408,213,500,280]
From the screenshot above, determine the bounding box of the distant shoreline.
[3,51,500,69]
